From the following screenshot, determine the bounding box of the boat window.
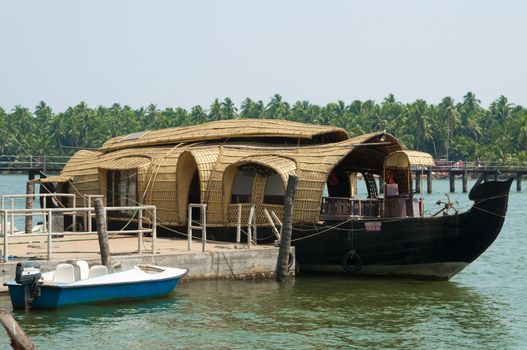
[263,174,285,204]
[231,168,255,203]
[107,170,137,212]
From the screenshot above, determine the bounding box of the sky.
[1,0,526,112]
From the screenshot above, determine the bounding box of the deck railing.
[320,197,381,220]
[0,155,69,171]
[0,203,157,262]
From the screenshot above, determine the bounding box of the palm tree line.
[1,92,527,163]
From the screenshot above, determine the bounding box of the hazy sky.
[1,0,526,112]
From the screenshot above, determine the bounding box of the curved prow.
[469,177,514,201]
[469,177,514,218]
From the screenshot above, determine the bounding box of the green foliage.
[1,93,526,162]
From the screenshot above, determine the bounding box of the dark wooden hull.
[293,178,513,280]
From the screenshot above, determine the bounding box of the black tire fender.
[342,250,362,274]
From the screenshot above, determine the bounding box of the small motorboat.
[5,261,188,310]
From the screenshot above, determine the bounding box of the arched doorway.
[176,152,201,224]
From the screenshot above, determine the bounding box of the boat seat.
[88,265,108,278]
[72,264,81,281]
[53,264,76,283]
[75,260,89,280]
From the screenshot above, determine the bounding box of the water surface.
[1,175,526,349]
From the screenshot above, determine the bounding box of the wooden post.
[377,175,383,195]
[276,174,298,282]
[449,173,455,193]
[94,198,111,267]
[427,169,432,194]
[414,170,421,193]
[517,173,522,192]
[462,169,468,193]
[0,309,37,350]
[24,181,34,234]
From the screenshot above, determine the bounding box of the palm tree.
[405,100,433,151]
[265,94,289,119]
[190,105,208,125]
[220,97,238,120]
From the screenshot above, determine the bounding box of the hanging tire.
[342,250,362,274]
[288,251,295,270]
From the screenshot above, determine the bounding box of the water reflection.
[0,275,519,349]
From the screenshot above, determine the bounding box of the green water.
[1,175,526,349]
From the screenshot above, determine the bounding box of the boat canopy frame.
[383,150,435,194]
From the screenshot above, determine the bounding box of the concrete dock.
[0,234,288,292]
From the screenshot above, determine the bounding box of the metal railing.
[1,193,77,234]
[187,204,207,252]
[0,155,69,171]
[320,197,382,219]
[0,204,157,262]
[431,160,527,172]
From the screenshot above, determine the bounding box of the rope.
[471,206,506,218]
[291,219,353,242]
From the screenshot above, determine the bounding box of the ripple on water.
[1,177,527,349]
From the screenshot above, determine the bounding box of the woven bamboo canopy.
[384,150,435,169]
[101,119,350,152]
[51,120,409,227]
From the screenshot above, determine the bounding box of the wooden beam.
[94,198,111,267]
[276,174,298,282]
[0,309,37,350]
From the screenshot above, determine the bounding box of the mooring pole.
[94,198,111,267]
[415,170,421,194]
[0,309,37,350]
[276,174,298,282]
[24,181,34,234]
[462,168,468,193]
[517,173,522,192]
[449,173,455,193]
[427,169,432,194]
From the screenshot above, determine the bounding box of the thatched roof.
[57,124,408,226]
[384,150,435,169]
[101,119,349,152]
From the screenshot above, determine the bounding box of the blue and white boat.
[5,261,188,309]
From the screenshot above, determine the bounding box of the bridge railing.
[0,155,69,170]
[428,160,527,172]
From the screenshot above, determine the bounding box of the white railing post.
[201,204,207,252]
[88,204,93,233]
[187,204,207,252]
[83,196,88,232]
[2,211,8,262]
[263,208,280,240]
[9,198,14,235]
[236,204,242,244]
[138,208,143,254]
[47,209,53,261]
[152,207,157,256]
[42,195,47,234]
[72,195,76,232]
[187,205,192,251]
[247,205,255,249]
[270,210,283,236]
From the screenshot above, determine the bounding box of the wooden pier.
[1,155,527,193]
[412,162,527,193]
[0,155,67,179]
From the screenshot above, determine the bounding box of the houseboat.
[39,119,513,280]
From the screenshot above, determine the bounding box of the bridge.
[410,161,527,193]
[1,155,527,192]
[0,155,69,180]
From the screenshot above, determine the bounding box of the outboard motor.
[15,262,42,310]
